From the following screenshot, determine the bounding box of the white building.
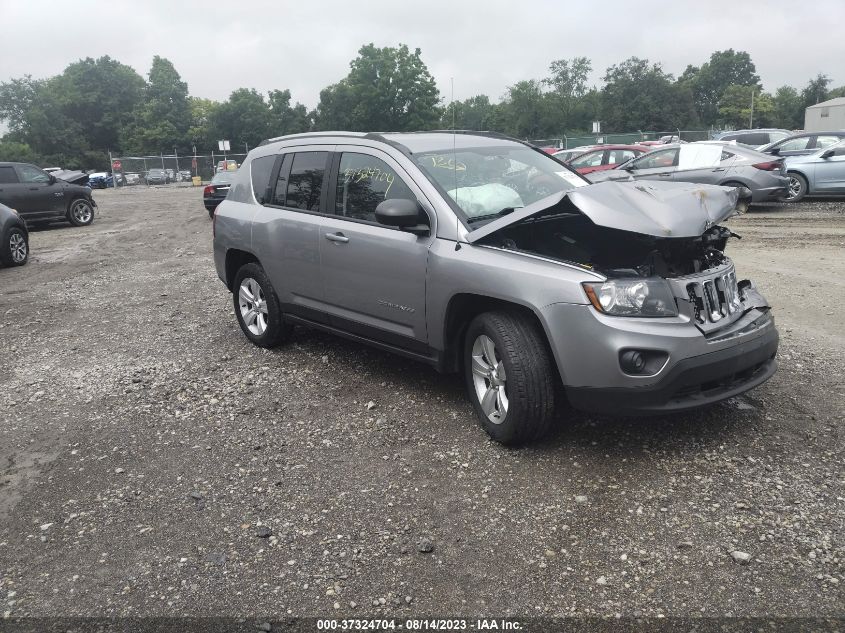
[804,97,845,132]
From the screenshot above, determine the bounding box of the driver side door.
[318,148,434,350]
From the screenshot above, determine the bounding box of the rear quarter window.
[250,155,276,204]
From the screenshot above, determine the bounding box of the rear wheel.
[1,227,28,267]
[463,311,557,445]
[232,263,291,348]
[783,172,808,202]
[67,198,94,226]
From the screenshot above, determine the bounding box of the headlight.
[582,278,678,317]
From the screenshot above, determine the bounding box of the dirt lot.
[1,186,843,619]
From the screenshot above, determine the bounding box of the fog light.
[620,350,646,374]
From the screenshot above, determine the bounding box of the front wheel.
[1,227,28,267]
[463,311,557,445]
[232,263,291,348]
[783,173,808,202]
[67,199,94,226]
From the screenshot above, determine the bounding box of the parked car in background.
[213,131,777,445]
[42,167,62,174]
[165,169,175,181]
[124,172,141,186]
[203,170,236,217]
[0,202,29,267]
[759,131,845,158]
[587,142,788,203]
[781,140,845,202]
[178,170,192,182]
[714,129,792,149]
[145,168,170,185]
[88,171,126,188]
[216,159,238,172]
[552,147,593,162]
[566,144,651,175]
[0,162,96,226]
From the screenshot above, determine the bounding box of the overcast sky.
[2,0,843,108]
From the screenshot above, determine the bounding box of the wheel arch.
[440,293,562,383]
[224,248,261,290]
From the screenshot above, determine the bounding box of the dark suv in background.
[0,162,96,226]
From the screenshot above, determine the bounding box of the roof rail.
[259,131,368,146]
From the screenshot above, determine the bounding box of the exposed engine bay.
[475,210,740,279]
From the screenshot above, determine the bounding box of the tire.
[463,310,557,445]
[722,181,751,212]
[1,227,28,267]
[783,172,808,202]
[67,198,94,226]
[232,263,291,348]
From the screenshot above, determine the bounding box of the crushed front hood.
[54,170,89,185]
[466,180,743,242]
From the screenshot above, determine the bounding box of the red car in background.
[565,144,651,175]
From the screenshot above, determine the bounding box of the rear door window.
[0,166,19,183]
[608,149,636,164]
[250,155,276,204]
[632,148,679,169]
[677,145,723,169]
[737,133,769,146]
[334,153,415,222]
[570,150,604,168]
[778,136,812,152]
[284,152,328,212]
[815,135,843,149]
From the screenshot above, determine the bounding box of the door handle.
[657,173,672,177]
[712,168,726,172]
[325,232,349,244]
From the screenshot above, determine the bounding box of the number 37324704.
[343,166,395,195]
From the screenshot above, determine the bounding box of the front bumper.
[566,324,778,415]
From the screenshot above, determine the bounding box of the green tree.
[440,95,497,130]
[718,85,775,128]
[314,44,440,131]
[600,58,695,131]
[496,80,554,138]
[120,56,191,153]
[187,97,219,149]
[543,56,592,131]
[683,50,760,125]
[209,88,272,151]
[800,73,831,108]
[772,85,803,129]
[267,89,311,137]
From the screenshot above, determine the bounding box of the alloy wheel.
[238,277,269,336]
[71,200,92,224]
[9,232,27,263]
[470,334,509,423]
[786,176,803,200]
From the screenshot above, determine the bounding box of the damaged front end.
[467,180,769,334]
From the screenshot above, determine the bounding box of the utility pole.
[749,90,755,129]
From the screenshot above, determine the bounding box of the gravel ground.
[0,187,843,619]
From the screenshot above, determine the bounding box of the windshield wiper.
[466,207,521,224]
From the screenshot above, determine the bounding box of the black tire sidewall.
[67,199,94,226]
[232,263,288,348]
[1,227,28,267]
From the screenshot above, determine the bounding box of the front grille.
[685,271,741,325]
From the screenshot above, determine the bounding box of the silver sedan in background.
[782,140,845,202]
[587,142,790,203]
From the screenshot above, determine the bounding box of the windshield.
[414,145,587,226]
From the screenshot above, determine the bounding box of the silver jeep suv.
[212,131,778,444]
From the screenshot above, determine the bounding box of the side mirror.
[375,198,429,235]
[821,149,835,159]
[48,174,57,184]
[769,147,781,155]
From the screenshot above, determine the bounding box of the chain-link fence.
[104,152,248,188]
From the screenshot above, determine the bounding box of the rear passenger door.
[318,148,433,349]
[625,148,679,182]
[250,147,333,323]
[671,144,728,185]
[0,165,24,213]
